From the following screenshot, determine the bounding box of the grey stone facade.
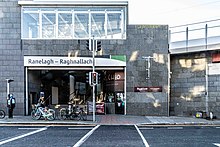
[0,0,23,115]
[0,1,169,116]
[125,25,169,116]
[170,52,220,118]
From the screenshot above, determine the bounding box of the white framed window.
[21,7,127,40]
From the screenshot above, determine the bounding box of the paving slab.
[0,115,220,126]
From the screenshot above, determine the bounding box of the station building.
[0,0,169,116]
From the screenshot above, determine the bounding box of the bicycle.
[0,109,6,119]
[58,104,87,121]
[31,104,56,121]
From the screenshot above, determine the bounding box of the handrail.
[169,18,220,54]
[170,18,220,28]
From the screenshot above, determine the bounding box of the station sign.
[24,56,126,67]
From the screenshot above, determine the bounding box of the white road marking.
[73,125,100,147]
[134,125,150,147]
[139,127,154,130]
[167,127,183,130]
[213,143,220,147]
[216,127,220,129]
[0,126,49,145]
[68,127,94,130]
[18,128,42,130]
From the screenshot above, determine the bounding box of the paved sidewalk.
[96,115,220,125]
[0,115,220,125]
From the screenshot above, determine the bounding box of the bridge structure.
[169,19,220,54]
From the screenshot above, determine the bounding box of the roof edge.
[18,0,128,6]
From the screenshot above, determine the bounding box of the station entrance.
[24,56,126,116]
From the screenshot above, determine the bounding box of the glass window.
[74,13,89,38]
[21,7,127,39]
[22,13,39,38]
[107,13,122,37]
[42,13,56,38]
[58,13,72,38]
[91,13,105,38]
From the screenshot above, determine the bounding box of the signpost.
[6,79,14,97]
[86,37,100,122]
[205,63,220,115]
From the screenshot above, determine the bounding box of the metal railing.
[169,19,220,54]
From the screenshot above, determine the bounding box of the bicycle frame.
[31,105,55,120]
[38,107,52,117]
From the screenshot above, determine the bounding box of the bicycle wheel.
[75,113,81,121]
[31,109,41,120]
[0,110,5,119]
[79,110,87,121]
[47,109,55,121]
[58,109,67,120]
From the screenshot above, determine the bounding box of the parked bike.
[31,104,56,121]
[58,100,87,121]
[0,109,5,119]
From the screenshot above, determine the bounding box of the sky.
[128,0,220,27]
[2,0,220,27]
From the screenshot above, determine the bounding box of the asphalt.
[0,114,220,126]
